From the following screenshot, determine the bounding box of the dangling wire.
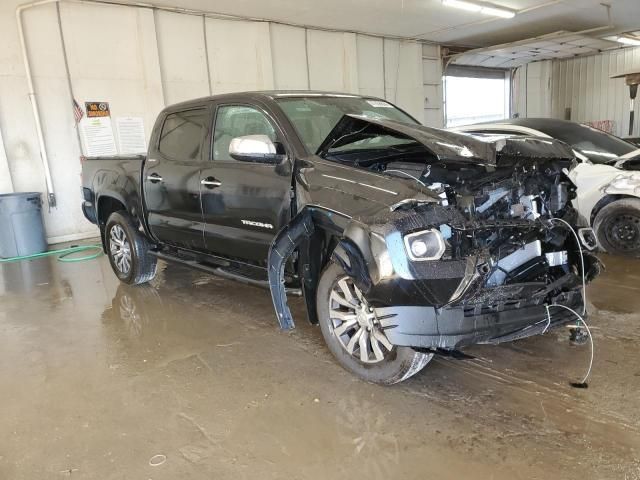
[548,217,587,315]
[546,303,594,388]
[544,218,592,387]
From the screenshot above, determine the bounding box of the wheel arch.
[97,194,128,253]
[590,194,638,225]
[268,206,372,330]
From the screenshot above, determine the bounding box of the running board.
[150,251,302,296]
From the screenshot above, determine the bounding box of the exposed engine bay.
[376,157,589,302]
[318,115,600,309]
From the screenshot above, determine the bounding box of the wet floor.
[1,245,639,479]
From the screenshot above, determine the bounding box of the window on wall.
[444,66,510,128]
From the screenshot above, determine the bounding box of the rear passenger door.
[199,103,293,262]
[143,107,210,251]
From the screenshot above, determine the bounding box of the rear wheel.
[316,261,432,385]
[105,211,157,284]
[594,198,640,257]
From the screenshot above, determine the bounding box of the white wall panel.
[156,11,210,104]
[384,39,424,121]
[422,44,442,127]
[23,3,95,241]
[205,19,274,94]
[512,60,552,119]
[307,30,359,93]
[270,24,308,90]
[356,35,384,98]
[61,3,164,143]
[21,2,164,240]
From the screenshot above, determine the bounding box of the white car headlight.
[403,229,446,261]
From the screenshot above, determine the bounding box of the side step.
[150,250,302,296]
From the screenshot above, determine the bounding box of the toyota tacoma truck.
[81,91,600,385]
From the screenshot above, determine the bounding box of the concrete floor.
[1,246,639,479]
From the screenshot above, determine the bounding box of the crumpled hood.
[317,115,576,165]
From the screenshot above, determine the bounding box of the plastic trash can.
[0,192,47,258]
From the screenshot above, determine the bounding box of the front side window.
[158,109,208,162]
[212,105,276,161]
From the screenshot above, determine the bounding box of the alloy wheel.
[109,224,132,275]
[328,276,393,364]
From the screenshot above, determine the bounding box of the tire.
[105,211,157,285]
[316,261,433,385]
[593,198,640,257]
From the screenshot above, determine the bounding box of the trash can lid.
[0,192,42,198]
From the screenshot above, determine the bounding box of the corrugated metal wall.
[512,60,552,118]
[515,47,640,137]
[551,47,640,137]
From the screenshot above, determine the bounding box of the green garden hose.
[0,244,103,263]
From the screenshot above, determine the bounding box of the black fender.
[267,205,381,330]
[267,209,315,330]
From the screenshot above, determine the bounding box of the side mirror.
[228,135,286,163]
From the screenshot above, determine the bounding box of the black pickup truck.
[81,91,600,385]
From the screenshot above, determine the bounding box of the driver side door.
[199,103,293,263]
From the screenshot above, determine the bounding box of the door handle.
[147,173,163,183]
[201,177,222,188]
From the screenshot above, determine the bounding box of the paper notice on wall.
[80,116,117,157]
[116,117,147,154]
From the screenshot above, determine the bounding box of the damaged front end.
[269,114,600,352]
[334,202,599,350]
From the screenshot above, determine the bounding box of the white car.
[451,119,640,257]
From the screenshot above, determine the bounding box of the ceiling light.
[442,0,481,12]
[442,0,516,18]
[614,36,640,46]
[480,6,516,18]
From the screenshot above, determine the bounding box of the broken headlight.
[403,229,446,261]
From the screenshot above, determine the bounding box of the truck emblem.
[241,219,274,229]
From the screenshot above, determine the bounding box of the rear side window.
[158,109,208,162]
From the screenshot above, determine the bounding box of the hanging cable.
[543,218,593,387]
[545,304,594,388]
[548,217,587,315]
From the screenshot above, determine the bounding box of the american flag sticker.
[73,99,84,124]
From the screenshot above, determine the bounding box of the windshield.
[276,96,418,153]
[534,123,636,163]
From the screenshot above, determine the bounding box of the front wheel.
[316,261,433,385]
[593,198,640,257]
[105,211,157,285]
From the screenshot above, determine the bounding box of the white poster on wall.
[116,117,147,154]
[80,117,117,157]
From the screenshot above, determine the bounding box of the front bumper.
[376,289,583,350]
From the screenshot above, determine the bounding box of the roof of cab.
[162,90,379,112]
